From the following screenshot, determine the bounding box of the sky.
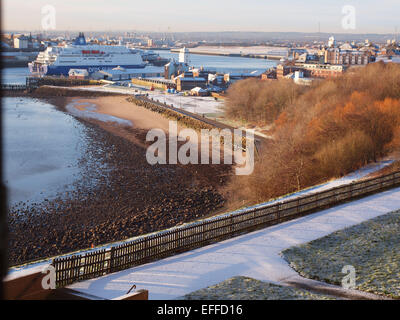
[2,0,400,34]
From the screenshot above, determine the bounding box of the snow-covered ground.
[145,91,223,115]
[48,84,225,116]
[7,158,395,276]
[68,186,400,299]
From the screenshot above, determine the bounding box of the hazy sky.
[2,0,400,33]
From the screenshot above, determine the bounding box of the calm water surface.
[154,50,277,73]
[2,97,91,206]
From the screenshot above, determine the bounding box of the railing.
[53,170,400,287]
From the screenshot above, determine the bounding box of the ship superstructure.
[29,33,146,75]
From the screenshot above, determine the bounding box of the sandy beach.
[72,96,174,131]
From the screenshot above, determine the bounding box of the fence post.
[109,247,115,274]
[350,183,353,198]
[144,238,149,263]
[277,205,280,223]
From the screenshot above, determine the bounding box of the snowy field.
[63,159,398,299]
[144,91,224,115]
[67,186,400,299]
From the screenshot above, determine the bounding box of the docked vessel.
[140,50,170,66]
[29,33,146,75]
[126,46,170,67]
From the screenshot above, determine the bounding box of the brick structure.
[298,63,346,78]
[325,48,370,65]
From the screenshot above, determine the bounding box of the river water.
[154,50,276,73]
[1,52,274,206]
[2,97,91,207]
[2,67,31,85]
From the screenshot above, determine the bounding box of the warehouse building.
[91,66,163,81]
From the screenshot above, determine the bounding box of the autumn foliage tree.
[225,62,400,208]
[224,78,305,125]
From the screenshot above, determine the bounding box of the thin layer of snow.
[4,263,50,281]
[145,92,223,115]
[67,186,400,299]
[7,158,394,276]
[208,159,395,221]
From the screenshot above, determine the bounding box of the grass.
[180,276,337,300]
[282,210,400,299]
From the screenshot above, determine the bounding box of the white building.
[68,69,89,79]
[286,70,314,86]
[90,66,164,81]
[14,36,29,49]
[179,47,190,64]
[328,36,336,48]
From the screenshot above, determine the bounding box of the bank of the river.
[6,94,231,266]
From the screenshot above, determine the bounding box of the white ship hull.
[29,33,146,76]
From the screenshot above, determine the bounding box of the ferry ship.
[29,33,146,75]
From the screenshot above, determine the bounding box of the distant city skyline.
[2,0,400,34]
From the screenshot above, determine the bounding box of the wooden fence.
[1,84,27,91]
[53,170,400,287]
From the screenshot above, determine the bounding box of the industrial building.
[298,63,346,78]
[175,74,207,91]
[324,47,370,65]
[223,70,263,83]
[90,66,163,81]
[190,87,209,96]
[13,36,29,49]
[68,69,89,79]
[164,61,189,79]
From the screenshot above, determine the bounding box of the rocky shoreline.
[7,96,232,266]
